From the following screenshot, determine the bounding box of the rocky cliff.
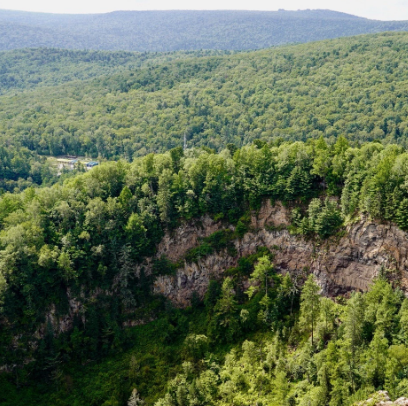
[152,200,408,307]
[38,200,408,333]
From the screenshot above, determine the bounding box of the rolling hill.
[2,17,408,406]
[0,48,228,95]
[1,9,408,51]
[1,32,408,163]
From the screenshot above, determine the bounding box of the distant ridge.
[1,9,408,51]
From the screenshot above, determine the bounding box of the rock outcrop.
[357,391,408,406]
[153,200,408,307]
[36,200,408,330]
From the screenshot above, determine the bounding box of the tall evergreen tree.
[300,274,321,346]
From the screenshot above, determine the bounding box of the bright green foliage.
[293,198,343,238]
[247,255,274,297]
[2,139,408,374]
[6,33,408,195]
[4,27,408,406]
[3,273,408,406]
[317,297,337,343]
[151,279,408,406]
[1,134,408,404]
[246,255,275,324]
[5,33,408,166]
[211,277,239,342]
[300,274,321,345]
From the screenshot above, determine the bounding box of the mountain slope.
[2,139,408,405]
[2,32,408,161]
[2,9,408,51]
[0,48,227,95]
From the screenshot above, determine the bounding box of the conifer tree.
[300,274,321,346]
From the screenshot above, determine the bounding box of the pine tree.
[396,198,408,230]
[246,255,274,324]
[300,274,321,346]
[213,277,239,342]
[246,255,274,299]
[343,292,365,393]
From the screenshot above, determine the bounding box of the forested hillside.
[5,29,408,406]
[0,48,228,95]
[2,32,408,168]
[1,9,408,52]
[0,48,226,192]
[3,139,408,405]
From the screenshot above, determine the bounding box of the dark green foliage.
[308,198,344,238]
[225,247,273,278]
[152,255,178,276]
[204,280,222,311]
[207,277,241,343]
[0,145,61,192]
[397,199,408,231]
[184,230,236,263]
[153,279,408,406]
[235,220,249,237]
[235,212,251,237]
[204,230,234,251]
[2,20,408,406]
[0,47,225,95]
[184,243,214,263]
[3,270,408,406]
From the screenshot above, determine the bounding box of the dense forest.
[2,32,408,168]
[0,48,227,192]
[2,138,408,405]
[4,26,408,406]
[0,48,229,95]
[2,9,408,52]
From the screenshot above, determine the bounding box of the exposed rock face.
[153,201,408,307]
[36,200,408,330]
[357,391,408,406]
[157,214,223,262]
[154,254,237,306]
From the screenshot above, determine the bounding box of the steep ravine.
[152,200,408,306]
[37,200,408,335]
